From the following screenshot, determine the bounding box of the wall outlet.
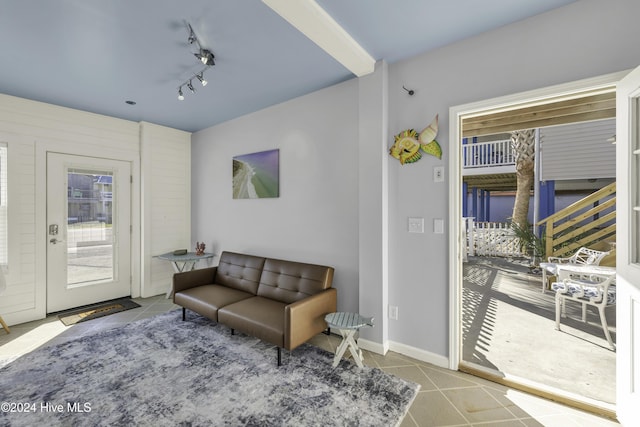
[433,166,445,182]
[388,305,398,320]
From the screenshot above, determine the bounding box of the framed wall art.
[232,149,279,199]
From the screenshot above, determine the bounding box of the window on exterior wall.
[0,142,7,265]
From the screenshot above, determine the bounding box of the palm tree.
[510,129,536,229]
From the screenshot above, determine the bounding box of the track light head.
[178,87,184,101]
[186,23,197,45]
[187,81,195,93]
[196,73,208,86]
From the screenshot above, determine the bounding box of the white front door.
[46,153,131,313]
[615,65,640,425]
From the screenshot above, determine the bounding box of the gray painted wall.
[386,0,640,356]
[191,0,640,359]
[191,80,360,313]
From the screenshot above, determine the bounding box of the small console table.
[325,312,374,368]
[154,252,216,298]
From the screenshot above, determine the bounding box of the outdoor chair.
[551,265,616,351]
[539,246,610,293]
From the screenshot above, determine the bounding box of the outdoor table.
[554,263,616,276]
[543,263,616,287]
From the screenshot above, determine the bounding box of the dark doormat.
[57,298,141,326]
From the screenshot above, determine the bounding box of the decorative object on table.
[232,149,279,199]
[389,114,442,164]
[0,311,420,426]
[173,249,188,256]
[195,242,206,256]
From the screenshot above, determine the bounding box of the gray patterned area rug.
[0,311,419,426]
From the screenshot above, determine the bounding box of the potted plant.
[510,220,545,268]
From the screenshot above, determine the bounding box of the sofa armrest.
[284,288,337,350]
[173,266,218,294]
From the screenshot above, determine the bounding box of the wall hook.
[402,86,415,96]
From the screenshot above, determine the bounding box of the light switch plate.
[408,217,424,233]
[434,218,444,234]
[388,305,398,320]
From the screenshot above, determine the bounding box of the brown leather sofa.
[173,251,336,365]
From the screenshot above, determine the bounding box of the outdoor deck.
[463,256,616,406]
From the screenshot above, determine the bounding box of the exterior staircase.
[536,182,616,259]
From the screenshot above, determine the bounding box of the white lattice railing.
[462,139,515,168]
[463,218,525,258]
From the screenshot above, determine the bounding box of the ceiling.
[462,91,616,137]
[0,0,576,133]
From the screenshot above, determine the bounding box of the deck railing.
[463,139,515,168]
[536,182,616,259]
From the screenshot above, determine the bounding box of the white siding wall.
[0,133,35,317]
[141,122,192,297]
[540,119,616,181]
[0,143,9,266]
[0,94,190,325]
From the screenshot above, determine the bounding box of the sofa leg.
[231,328,235,336]
[277,347,282,366]
[182,307,186,321]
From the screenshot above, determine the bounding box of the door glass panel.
[66,168,114,286]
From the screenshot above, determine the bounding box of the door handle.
[49,238,65,244]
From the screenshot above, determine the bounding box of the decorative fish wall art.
[389,114,442,164]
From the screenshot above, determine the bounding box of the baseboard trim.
[357,338,388,355]
[388,340,449,369]
[141,286,169,299]
[357,338,449,370]
[2,306,45,327]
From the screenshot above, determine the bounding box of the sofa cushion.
[218,297,286,347]
[257,258,334,304]
[215,251,266,295]
[174,284,254,322]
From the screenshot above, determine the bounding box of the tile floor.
[1,295,621,427]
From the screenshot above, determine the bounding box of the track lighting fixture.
[176,21,216,101]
